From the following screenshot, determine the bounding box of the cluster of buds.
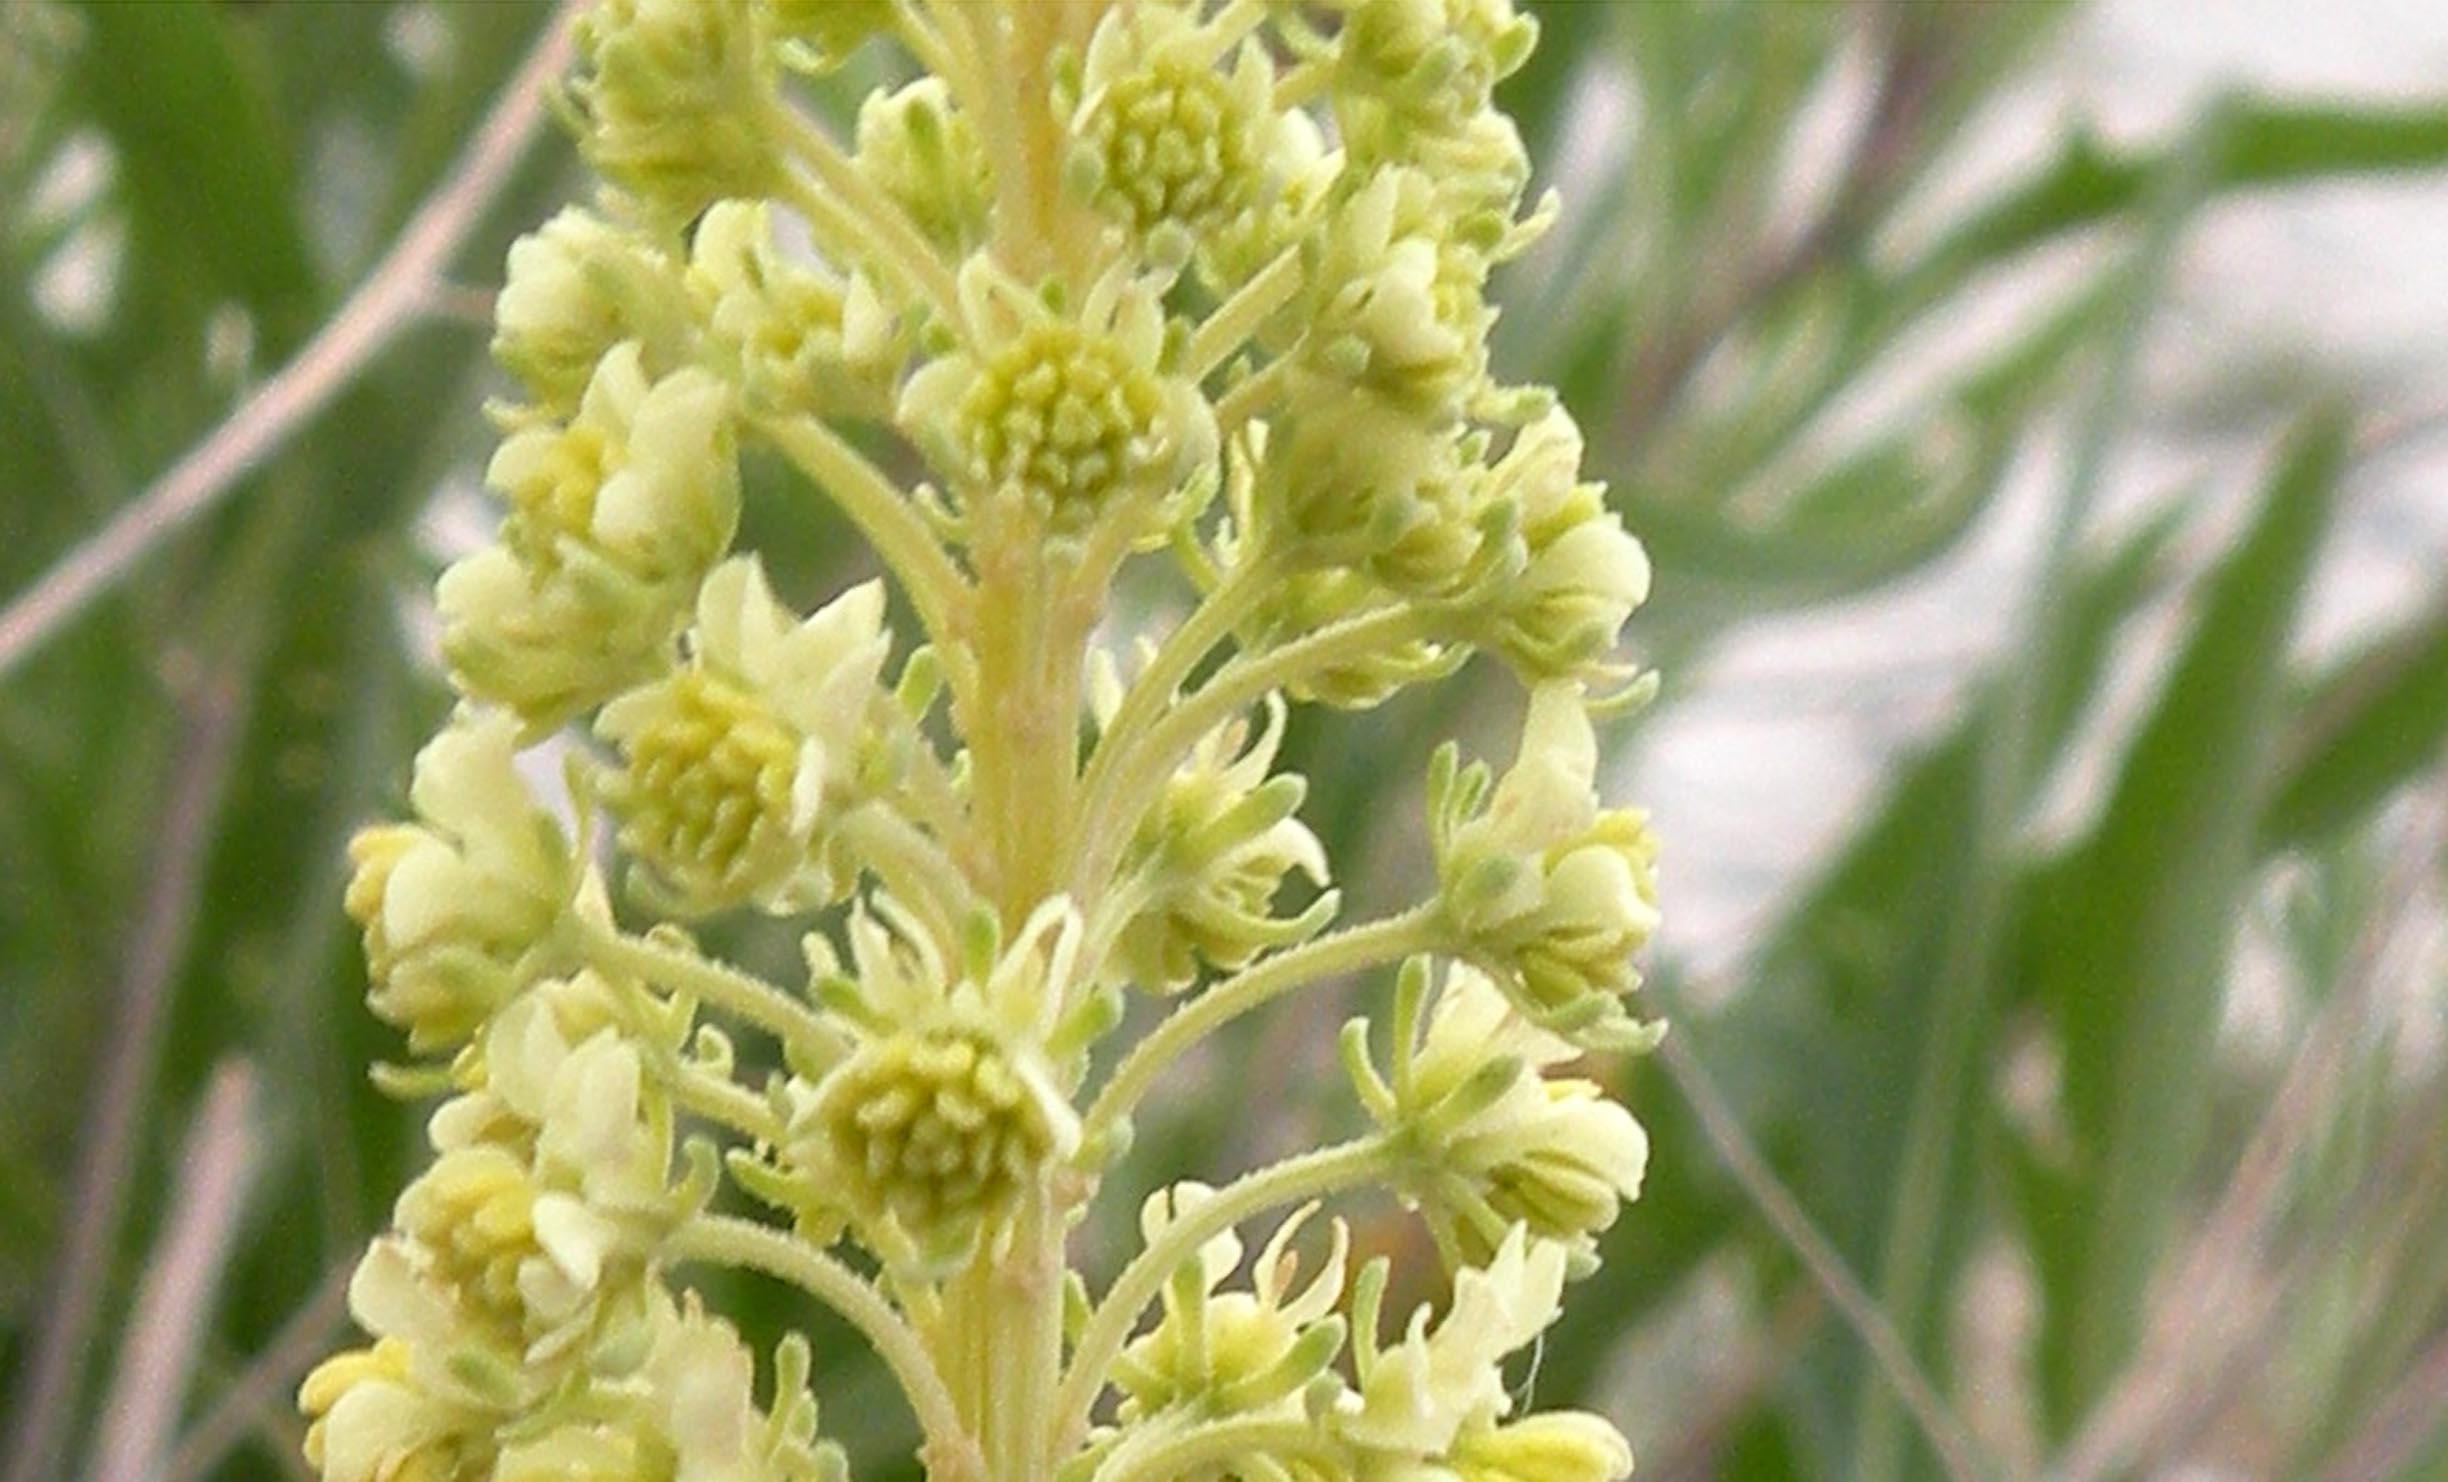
[310,1,1662,1480]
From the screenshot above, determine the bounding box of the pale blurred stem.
[1072,551,1281,893]
[991,0,1078,283]
[667,1216,977,1476]
[890,5,963,96]
[951,507,1084,1482]
[577,924,846,1066]
[667,1064,783,1146]
[1213,356,1295,434]
[1051,1138,1393,1460]
[1081,905,1443,1147]
[768,106,963,331]
[936,1186,1065,1482]
[1185,248,1303,383]
[1077,603,1438,892]
[0,0,581,682]
[757,413,970,642]
[835,802,972,945]
[1095,1414,1342,1482]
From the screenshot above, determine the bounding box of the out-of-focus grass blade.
[66,0,319,344]
[1632,280,2102,609]
[1895,99,2448,318]
[2021,411,2349,1435]
[2263,599,2448,848]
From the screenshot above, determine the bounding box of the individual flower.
[299,1242,524,1482]
[1301,169,1494,417]
[1114,1191,1352,1420]
[899,258,1217,538]
[492,206,694,416]
[1109,695,1333,993]
[1350,961,1647,1271]
[1431,687,1662,1048]
[344,714,573,1054]
[488,342,739,590]
[436,540,693,734]
[855,78,991,254]
[1069,6,1283,261]
[1268,383,1496,599]
[1329,0,1540,134]
[1474,409,1651,685]
[597,557,891,915]
[447,341,740,730]
[787,897,1088,1270]
[570,0,781,223]
[689,200,903,418]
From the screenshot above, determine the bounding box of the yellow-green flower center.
[815,1028,1057,1239]
[1088,61,1252,236]
[958,322,1167,527]
[395,1149,543,1344]
[613,669,807,902]
[499,425,614,574]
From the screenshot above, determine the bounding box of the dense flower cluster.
[311,2,1660,1479]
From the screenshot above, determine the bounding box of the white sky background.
[1629,0,2448,983]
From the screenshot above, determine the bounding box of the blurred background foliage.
[4,1,2448,1479]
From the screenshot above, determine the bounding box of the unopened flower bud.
[856,78,990,254]
[492,207,692,416]
[1432,688,1661,1047]
[1477,409,1651,683]
[571,0,781,223]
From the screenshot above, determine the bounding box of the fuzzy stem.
[1072,552,1280,897]
[666,1216,978,1477]
[667,1064,784,1146]
[578,924,846,1065]
[768,105,964,330]
[1184,247,1304,384]
[756,412,971,643]
[1081,904,1444,1148]
[1076,603,1440,891]
[1094,1414,1343,1482]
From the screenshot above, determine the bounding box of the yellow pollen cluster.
[959,322,1167,527]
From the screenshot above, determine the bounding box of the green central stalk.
[950,521,1087,1482]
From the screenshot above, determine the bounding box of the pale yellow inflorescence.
[309,2,1662,1480]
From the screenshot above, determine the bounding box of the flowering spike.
[312,2,1656,1478]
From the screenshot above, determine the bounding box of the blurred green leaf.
[2265,597,2448,848]
[2021,410,2349,1433]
